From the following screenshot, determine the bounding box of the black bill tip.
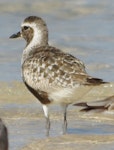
[9,32,21,39]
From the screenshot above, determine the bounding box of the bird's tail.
[86,77,107,85]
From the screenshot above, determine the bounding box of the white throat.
[22,22,42,49]
[21,22,42,64]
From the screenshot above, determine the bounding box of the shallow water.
[0,0,114,149]
[0,82,113,150]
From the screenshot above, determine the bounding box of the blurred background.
[0,0,114,82]
[1,1,114,150]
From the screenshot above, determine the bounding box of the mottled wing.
[22,46,103,93]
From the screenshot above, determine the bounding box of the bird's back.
[22,46,105,104]
[22,46,86,90]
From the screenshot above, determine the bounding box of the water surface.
[0,0,114,150]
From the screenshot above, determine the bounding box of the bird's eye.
[23,26,29,30]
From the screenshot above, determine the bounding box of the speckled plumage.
[23,47,86,89]
[10,16,105,136]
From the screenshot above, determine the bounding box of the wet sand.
[0,82,114,150]
[22,134,114,150]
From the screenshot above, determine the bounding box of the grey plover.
[10,16,105,136]
[74,95,114,112]
[0,119,8,150]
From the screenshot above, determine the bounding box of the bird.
[0,119,8,150]
[74,95,114,112]
[10,16,106,136]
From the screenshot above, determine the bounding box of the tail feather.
[86,77,107,85]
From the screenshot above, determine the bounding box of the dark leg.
[45,116,50,137]
[62,104,68,134]
[0,119,8,150]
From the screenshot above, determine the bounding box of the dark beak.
[9,31,21,39]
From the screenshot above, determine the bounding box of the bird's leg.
[63,109,67,134]
[42,105,50,136]
[45,116,50,137]
[61,104,68,134]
